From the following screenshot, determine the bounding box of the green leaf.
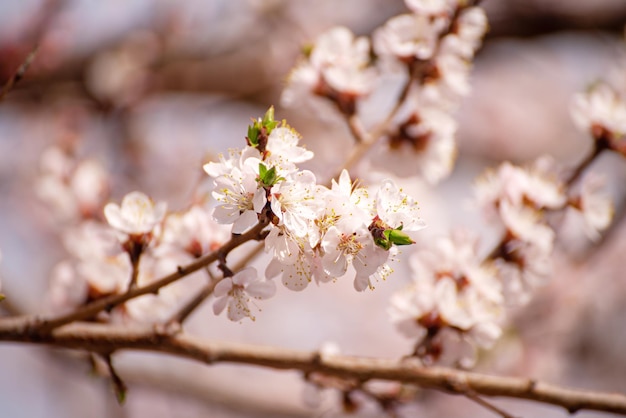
[263,106,275,125]
[257,163,283,187]
[388,228,414,246]
[375,239,392,250]
[261,106,279,134]
[247,124,259,146]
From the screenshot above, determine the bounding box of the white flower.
[499,200,555,253]
[321,225,389,291]
[70,159,110,216]
[270,170,319,237]
[475,160,566,217]
[265,126,314,171]
[308,170,372,248]
[265,243,331,291]
[104,191,167,235]
[161,205,231,257]
[213,267,276,321]
[571,82,626,138]
[573,173,613,241]
[370,88,458,183]
[373,14,446,61]
[282,26,377,106]
[77,252,130,296]
[440,7,488,59]
[404,0,456,16]
[493,239,552,306]
[36,147,110,221]
[433,50,471,98]
[211,162,266,234]
[311,27,376,95]
[375,179,427,236]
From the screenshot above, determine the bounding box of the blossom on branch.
[213,267,276,321]
[389,231,503,367]
[571,82,626,143]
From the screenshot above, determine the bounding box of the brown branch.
[0,321,624,415]
[332,77,413,182]
[0,45,40,102]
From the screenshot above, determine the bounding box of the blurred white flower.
[104,191,167,236]
[493,240,552,306]
[389,232,503,365]
[571,173,613,241]
[571,82,626,139]
[161,205,231,257]
[282,26,377,108]
[36,147,110,222]
[373,14,446,61]
[404,0,457,16]
[440,7,488,59]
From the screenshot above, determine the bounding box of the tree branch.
[0,321,624,415]
[0,45,39,102]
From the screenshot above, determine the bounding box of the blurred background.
[1,0,626,417]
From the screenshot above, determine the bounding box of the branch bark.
[0,321,624,415]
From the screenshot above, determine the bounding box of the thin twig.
[331,77,413,183]
[101,352,128,404]
[0,322,624,415]
[167,268,218,325]
[464,392,518,418]
[0,45,40,102]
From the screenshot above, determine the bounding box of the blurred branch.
[0,321,624,415]
[0,45,39,102]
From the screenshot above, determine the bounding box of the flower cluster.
[389,231,503,367]
[46,186,230,322]
[36,146,110,222]
[281,27,377,115]
[571,82,626,155]
[282,0,488,184]
[370,1,487,183]
[388,152,614,366]
[204,108,426,305]
[473,158,565,305]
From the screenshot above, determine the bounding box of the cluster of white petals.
[204,116,425,300]
[104,191,167,236]
[366,3,488,183]
[474,159,565,304]
[36,146,110,222]
[570,82,626,140]
[369,86,458,183]
[213,267,276,321]
[281,27,377,109]
[567,173,614,242]
[389,232,503,367]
